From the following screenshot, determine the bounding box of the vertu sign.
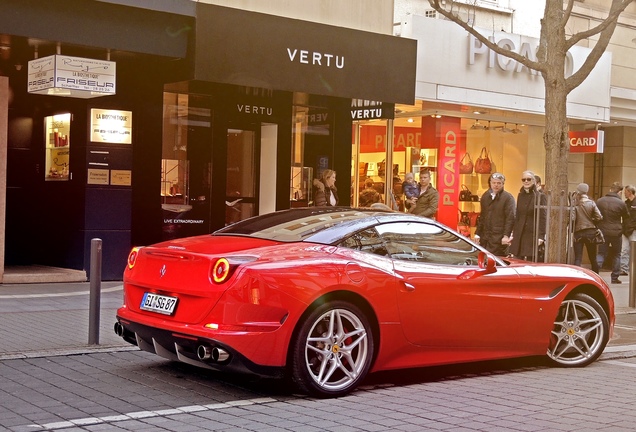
[569,130,604,153]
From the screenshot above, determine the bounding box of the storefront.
[0,1,416,281]
[350,14,612,236]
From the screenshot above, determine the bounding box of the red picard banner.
[569,130,604,153]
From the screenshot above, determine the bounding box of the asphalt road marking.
[614,324,636,330]
[27,397,278,430]
[604,360,636,368]
[0,285,123,299]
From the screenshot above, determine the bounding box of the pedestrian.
[474,172,516,256]
[620,184,636,276]
[312,169,339,206]
[534,174,544,193]
[402,172,420,211]
[409,168,439,218]
[359,178,381,207]
[510,171,547,261]
[596,181,630,283]
[572,183,603,273]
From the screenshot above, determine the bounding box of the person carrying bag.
[572,183,603,273]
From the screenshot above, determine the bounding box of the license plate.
[140,292,178,315]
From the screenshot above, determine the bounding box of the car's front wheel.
[290,301,374,398]
[547,293,609,367]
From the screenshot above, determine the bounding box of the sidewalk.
[0,272,634,361]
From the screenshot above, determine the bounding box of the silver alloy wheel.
[304,308,370,392]
[547,297,607,366]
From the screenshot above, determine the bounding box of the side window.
[339,228,389,257]
[376,222,480,266]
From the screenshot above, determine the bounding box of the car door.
[376,221,523,351]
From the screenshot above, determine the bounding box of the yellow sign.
[87,169,109,185]
[90,108,132,144]
[111,170,132,186]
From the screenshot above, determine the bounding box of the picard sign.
[569,130,604,153]
[28,55,116,98]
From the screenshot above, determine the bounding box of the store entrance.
[225,126,259,226]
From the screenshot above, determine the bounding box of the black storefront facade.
[0,1,416,281]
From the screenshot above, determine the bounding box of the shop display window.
[44,113,71,181]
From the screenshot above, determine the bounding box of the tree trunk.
[541,0,571,263]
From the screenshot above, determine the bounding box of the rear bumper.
[115,316,285,379]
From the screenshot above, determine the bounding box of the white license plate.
[140,293,178,315]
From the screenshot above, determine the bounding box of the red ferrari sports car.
[115,207,614,398]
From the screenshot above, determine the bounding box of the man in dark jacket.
[475,173,516,256]
[620,184,636,276]
[596,181,630,283]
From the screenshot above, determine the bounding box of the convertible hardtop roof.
[213,206,431,244]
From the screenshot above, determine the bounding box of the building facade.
[0,0,416,281]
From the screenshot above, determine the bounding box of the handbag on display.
[457,210,471,237]
[459,184,473,201]
[468,211,480,227]
[474,147,492,174]
[459,152,473,174]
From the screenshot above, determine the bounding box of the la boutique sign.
[28,55,116,98]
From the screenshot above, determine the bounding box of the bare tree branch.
[561,0,575,28]
[565,0,633,49]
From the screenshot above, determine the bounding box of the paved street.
[0,275,635,431]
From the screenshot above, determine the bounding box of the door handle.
[402,282,415,292]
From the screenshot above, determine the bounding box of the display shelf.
[44,113,71,181]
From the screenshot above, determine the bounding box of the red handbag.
[459,152,473,174]
[474,147,492,174]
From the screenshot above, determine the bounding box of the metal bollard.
[630,240,636,309]
[88,238,103,345]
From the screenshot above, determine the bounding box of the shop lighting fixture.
[500,123,512,133]
[512,124,522,134]
[407,118,414,123]
[430,112,441,118]
[470,120,486,130]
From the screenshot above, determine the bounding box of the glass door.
[225,127,258,226]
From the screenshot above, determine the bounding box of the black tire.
[290,300,374,398]
[547,293,610,367]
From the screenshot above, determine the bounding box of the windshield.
[214,207,386,242]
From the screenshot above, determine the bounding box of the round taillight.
[127,247,140,269]
[212,258,230,283]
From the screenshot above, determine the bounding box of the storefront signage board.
[90,109,132,144]
[28,55,116,98]
[193,4,416,104]
[401,16,611,122]
[568,130,604,153]
[434,118,462,229]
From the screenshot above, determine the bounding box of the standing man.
[475,172,516,256]
[409,168,439,219]
[596,181,630,284]
[620,184,636,276]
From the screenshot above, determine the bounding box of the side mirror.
[457,251,497,280]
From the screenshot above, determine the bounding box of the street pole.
[630,240,635,308]
[88,238,103,345]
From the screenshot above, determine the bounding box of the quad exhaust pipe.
[197,345,230,363]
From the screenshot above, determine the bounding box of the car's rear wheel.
[291,301,373,398]
[547,293,609,367]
